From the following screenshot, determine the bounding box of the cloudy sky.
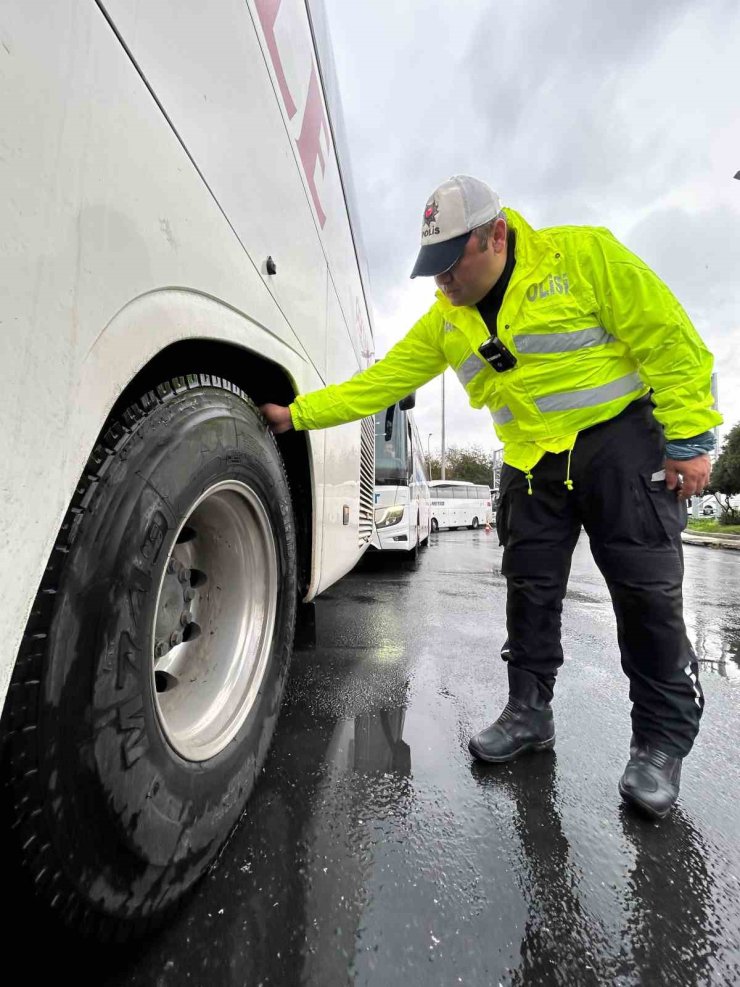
[322,0,740,458]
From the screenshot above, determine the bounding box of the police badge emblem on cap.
[411,176,502,278]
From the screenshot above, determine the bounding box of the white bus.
[429,480,493,532]
[0,0,375,936]
[371,398,431,560]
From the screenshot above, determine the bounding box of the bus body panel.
[99,0,323,379]
[370,483,431,552]
[318,284,367,590]
[0,0,372,709]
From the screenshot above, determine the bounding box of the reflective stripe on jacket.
[290,209,722,472]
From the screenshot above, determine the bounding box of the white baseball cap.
[410,175,502,278]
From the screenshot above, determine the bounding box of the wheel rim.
[151,480,278,762]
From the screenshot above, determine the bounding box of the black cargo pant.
[496,397,703,758]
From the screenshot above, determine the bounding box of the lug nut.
[180,610,193,627]
[170,630,183,647]
[183,587,195,602]
[167,558,178,575]
[178,567,191,584]
[154,640,166,658]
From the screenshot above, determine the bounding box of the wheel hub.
[151,481,278,761]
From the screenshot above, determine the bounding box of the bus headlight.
[375,505,405,528]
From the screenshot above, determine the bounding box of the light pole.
[441,372,446,480]
[427,433,433,479]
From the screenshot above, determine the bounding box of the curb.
[682,532,740,551]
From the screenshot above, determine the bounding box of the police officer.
[261,175,722,820]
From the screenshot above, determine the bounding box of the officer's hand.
[260,403,294,435]
[664,454,712,501]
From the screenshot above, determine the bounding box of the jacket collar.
[434,207,553,317]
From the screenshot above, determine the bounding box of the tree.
[426,444,493,485]
[706,422,740,523]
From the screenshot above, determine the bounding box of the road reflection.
[325,707,411,776]
[688,610,740,681]
[470,753,719,985]
[618,807,715,985]
[683,548,740,682]
[471,753,610,985]
[299,703,412,986]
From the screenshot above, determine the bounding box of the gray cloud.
[462,0,703,216]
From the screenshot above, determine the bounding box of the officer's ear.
[491,216,508,254]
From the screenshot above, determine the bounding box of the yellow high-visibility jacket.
[290,209,722,472]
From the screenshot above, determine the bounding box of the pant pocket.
[638,473,687,544]
[495,467,516,546]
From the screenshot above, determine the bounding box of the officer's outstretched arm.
[286,309,448,432]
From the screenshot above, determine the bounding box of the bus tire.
[470,517,479,530]
[0,374,297,939]
[431,517,439,533]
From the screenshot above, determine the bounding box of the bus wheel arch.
[106,338,313,599]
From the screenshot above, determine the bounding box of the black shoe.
[469,698,555,763]
[618,739,682,820]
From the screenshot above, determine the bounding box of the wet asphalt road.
[14,529,740,985]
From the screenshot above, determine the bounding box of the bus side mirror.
[399,393,416,411]
[384,405,395,441]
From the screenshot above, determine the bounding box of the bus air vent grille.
[358,416,375,545]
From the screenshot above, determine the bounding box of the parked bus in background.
[429,481,493,532]
[0,0,375,937]
[371,398,431,561]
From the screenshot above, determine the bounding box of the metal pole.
[695,369,721,519]
[711,371,720,459]
[427,433,433,479]
[690,371,719,519]
[492,448,503,498]
[441,372,446,480]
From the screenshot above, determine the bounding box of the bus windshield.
[374,406,409,485]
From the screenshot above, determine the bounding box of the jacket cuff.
[665,431,715,460]
[289,402,307,431]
